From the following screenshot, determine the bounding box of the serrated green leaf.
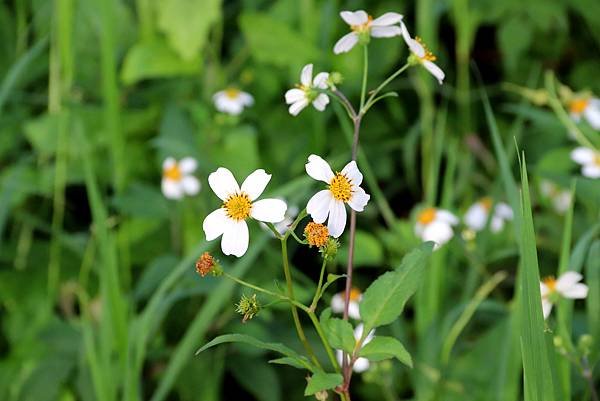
[358,336,413,368]
[359,243,433,332]
[304,372,343,396]
[323,318,355,354]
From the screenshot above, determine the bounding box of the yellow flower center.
[480,197,493,211]
[569,98,589,114]
[329,173,353,202]
[351,15,373,33]
[415,37,437,62]
[417,207,437,225]
[543,276,557,295]
[304,222,329,248]
[225,88,241,99]
[349,287,362,301]
[163,164,182,181]
[594,154,600,167]
[223,193,252,221]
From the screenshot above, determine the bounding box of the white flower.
[463,198,513,233]
[540,272,588,319]
[213,88,254,115]
[336,324,375,373]
[569,97,600,130]
[414,207,458,249]
[400,23,444,84]
[571,147,600,178]
[331,288,362,320]
[285,64,330,116]
[161,157,201,200]
[203,168,287,257]
[305,155,370,238]
[261,201,298,236]
[333,10,403,54]
[540,180,572,214]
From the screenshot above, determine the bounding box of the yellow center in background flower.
[480,197,493,211]
[351,15,373,33]
[164,164,182,181]
[225,88,241,99]
[417,207,437,225]
[329,173,353,201]
[349,287,362,301]
[569,98,589,114]
[543,276,557,293]
[415,37,437,61]
[224,193,252,221]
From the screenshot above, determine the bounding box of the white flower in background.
[161,157,201,200]
[540,272,588,319]
[414,207,458,249]
[463,197,513,233]
[540,180,572,214]
[568,97,600,130]
[213,88,254,115]
[400,23,444,84]
[305,155,370,238]
[571,147,600,178]
[331,288,362,320]
[333,10,403,54]
[203,168,287,257]
[336,324,375,373]
[285,64,330,116]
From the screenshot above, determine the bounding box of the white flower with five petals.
[568,97,600,130]
[331,288,362,320]
[161,157,201,200]
[571,147,600,178]
[305,155,370,238]
[463,198,513,233]
[414,207,458,249]
[285,64,330,116]
[333,10,403,54]
[540,272,588,319]
[400,23,445,84]
[213,88,254,115]
[336,324,375,373]
[203,168,287,257]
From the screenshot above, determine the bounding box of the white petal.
[370,26,402,38]
[179,157,197,174]
[583,99,600,129]
[436,210,459,225]
[571,147,595,164]
[353,357,370,373]
[208,167,240,201]
[340,10,368,26]
[400,23,425,57]
[313,72,330,89]
[203,208,228,241]
[414,222,425,237]
[251,198,287,223]
[341,160,363,186]
[348,301,361,320]
[400,22,412,45]
[464,203,488,231]
[241,169,271,201]
[331,293,345,313]
[239,92,254,106]
[327,200,347,238]
[348,186,370,212]
[371,12,403,26]
[221,220,249,257]
[542,299,553,320]
[422,221,454,248]
[306,190,333,223]
[556,271,583,290]
[560,283,589,299]
[540,282,550,298]
[289,99,309,116]
[354,323,366,341]
[553,192,572,213]
[336,349,347,368]
[285,88,306,104]
[162,179,183,200]
[490,215,505,233]
[312,94,330,111]
[423,60,445,84]
[300,64,313,87]
[582,164,600,178]
[333,32,359,54]
[495,203,514,219]
[305,154,335,183]
[162,157,176,170]
[181,176,201,195]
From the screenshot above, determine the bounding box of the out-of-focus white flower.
[414,207,458,249]
[161,157,201,200]
[540,272,588,319]
[333,10,403,54]
[203,168,287,257]
[331,288,362,320]
[540,180,572,214]
[568,97,600,130]
[571,147,600,178]
[336,324,375,373]
[213,88,254,115]
[285,64,330,116]
[305,155,370,238]
[400,23,444,84]
[463,197,513,233]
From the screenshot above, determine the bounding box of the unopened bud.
[235,293,260,323]
[315,390,328,401]
[329,72,343,86]
[304,222,330,248]
[578,334,593,356]
[320,238,340,261]
[195,252,222,277]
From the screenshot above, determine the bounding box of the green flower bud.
[235,293,260,323]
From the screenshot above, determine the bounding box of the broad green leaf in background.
[323,318,356,354]
[304,372,343,396]
[358,336,413,367]
[339,230,384,267]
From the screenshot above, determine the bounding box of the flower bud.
[329,72,343,86]
[320,238,340,261]
[315,390,328,401]
[304,222,330,248]
[195,252,222,277]
[578,334,593,356]
[235,293,260,323]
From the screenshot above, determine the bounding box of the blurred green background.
[1,0,599,400]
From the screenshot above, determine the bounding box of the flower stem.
[360,45,369,110]
[306,311,340,373]
[362,63,410,114]
[309,258,328,310]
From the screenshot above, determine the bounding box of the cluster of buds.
[195,252,223,277]
[304,222,339,260]
[235,293,260,323]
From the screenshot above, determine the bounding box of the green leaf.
[323,318,356,353]
[269,357,308,370]
[359,243,433,332]
[157,0,221,61]
[320,274,346,296]
[339,230,384,267]
[304,372,343,396]
[586,241,600,356]
[358,336,413,368]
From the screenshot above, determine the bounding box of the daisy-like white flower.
[336,324,375,373]
[540,272,588,319]
[161,157,201,200]
[213,88,254,115]
[400,23,444,84]
[414,207,458,249]
[203,168,287,257]
[305,155,370,238]
[331,288,362,320]
[261,201,298,236]
[540,180,572,214]
[571,147,600,178]
[463,197,513,233]
[568,96,600,130]
[333,10,403,54]
[285,64,330,116]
